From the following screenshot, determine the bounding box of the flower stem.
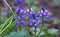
[17,25,21,31]
[19,25,21,31]
[4,0,15,16]
[37,15,44,37]
[34,27,36,37]
[17,26,20,31]
[36,25,43,37]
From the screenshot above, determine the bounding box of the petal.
[15,6,19,13]
[34,23,38,27]
[15,23,19,28]
[46,15,50,19]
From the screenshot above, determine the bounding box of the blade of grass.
[0,16,13,35]
[0,15,13,32]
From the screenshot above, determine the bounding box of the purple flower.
[40,6,45,12]
[46,15,50,19]
[14,0,50,27]
[15,6,20,13]
[19,0,23,8]
[32,19,36,23]
[34,23,38,27]
[28,21,33,27]
[19,20,26,26]
[29,8,35,14]
[18,15,21,20]
[19,9,24,14]
[15,22,19,28]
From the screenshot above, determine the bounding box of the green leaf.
[0,15,13,32]
[39,31,45,36]
[48,28,58,34]
[4,29,30,37]
[0,15,13,35]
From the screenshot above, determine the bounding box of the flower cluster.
[14,0,50,28]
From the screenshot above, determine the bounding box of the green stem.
[36,25,43,37]
[4,0,15,16]
[25,24,30,32]
[20,25,21,30]
[17,27,20,31]
[34,27,36,37]
[37,15,44,37]
[17,25,21,31]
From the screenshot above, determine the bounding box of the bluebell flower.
[28,21,33,27]
[18,15,21,20]
[29,8,35,14]
[14,0,50,27]
[19,20,26,26]
[15,6,20,14]
[19,9,24,14]
[46,15,50,19]
[15,22,19,28]
[39,6,50,18]
[43,9,48,15]
[26,8,35,15]
[32,19,36,23]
